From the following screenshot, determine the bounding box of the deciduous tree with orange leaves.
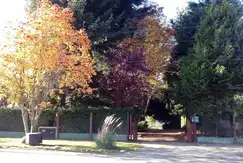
[0,0,95,135]
[121,16,174,114]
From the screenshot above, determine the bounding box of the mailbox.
[191,116,199,123]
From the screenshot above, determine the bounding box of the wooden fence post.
[186,119,192,142]
[89,112,93,141]
[233,112,237,144]
[134,118,138,141]
[55,111,60,139]
[129,114,133,141]
[127,112,130,141]
[192,123,196,142]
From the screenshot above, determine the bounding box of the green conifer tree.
[176,0,243,117]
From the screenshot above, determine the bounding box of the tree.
[29,0,160,51]
[175,0,243,118]
[0,0,95,134]
[167,1,210,111]
[28,0,162,110]
[121,16,173,114]
[171,0,210,58]
[100,47,149,109]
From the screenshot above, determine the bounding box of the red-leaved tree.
[100,47,149,109]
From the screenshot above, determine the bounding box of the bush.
[96,132,115,149]
[137,121,148,132]
[145,115,156,128]
[138,115,164,130]
[96,114,122,149]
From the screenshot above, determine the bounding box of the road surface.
[0,143,243,163]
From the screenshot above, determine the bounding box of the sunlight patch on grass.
[0,138,141,153]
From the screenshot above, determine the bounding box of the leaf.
[0,0,95,110]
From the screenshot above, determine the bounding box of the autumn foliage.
[121,17,173,113]
[122,17,172,75]
[0,0,95,133]
[100,47,149,108]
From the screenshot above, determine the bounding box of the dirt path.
[138,130,187,142]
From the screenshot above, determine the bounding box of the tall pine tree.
[175,0,243,117]
[166,0,210,114]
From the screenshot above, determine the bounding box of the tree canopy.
[0,0,95,133]
[30,0,161,51]
[100,47,149,109]
[174,0,243,117]
[121,16,173,114]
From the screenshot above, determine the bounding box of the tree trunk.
[144,94,152,115]
[30,121,38,133]
[21,136,26,144]
[144,85,157,115]
[21,109,29,133]
[30,110,43,133]
[21,108,29,144]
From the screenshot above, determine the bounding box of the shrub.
[145,115,156,128]
[141,115,164,130]
[96,114,123,149]
[137,121,148,131]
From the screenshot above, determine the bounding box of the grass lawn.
[0,138,141,153]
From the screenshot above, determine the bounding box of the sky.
[0,0,189,44]
[154,0,189,19]
[0,0,27,46]
[0,0,26,24]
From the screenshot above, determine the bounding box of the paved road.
[1,143,243,163]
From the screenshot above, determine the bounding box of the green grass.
[0,138,141,153]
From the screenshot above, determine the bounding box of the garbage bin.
[38,126,57,140]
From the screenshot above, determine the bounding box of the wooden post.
[186,119,192,142]
[134,118,138,141]
[89,112,93,141]
[233,112,237,144]
[129,115,133,141]
[55,111,60,139]
[127,112,130,141]
[192,123,196,142]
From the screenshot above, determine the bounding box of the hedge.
[0,108,131,134]
[0,109,56,132]
[0,109,24,132]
